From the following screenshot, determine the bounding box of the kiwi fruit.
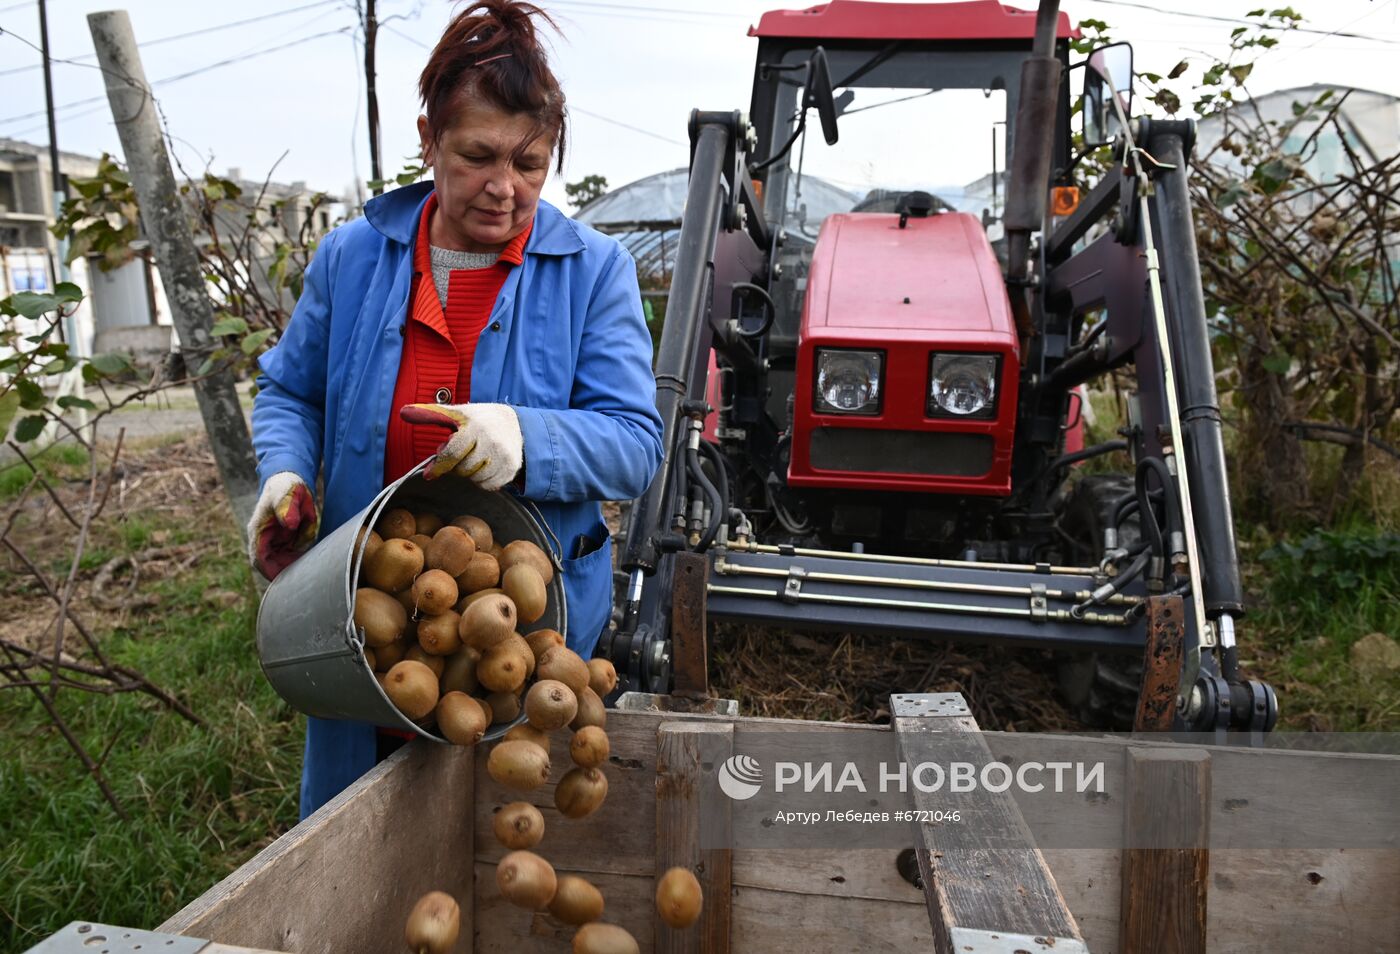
[455,586,503,614]
[384,660,439,720]
[395,587,421,620]
[496,849,557,910]
[411,569,459,617]
[570,687,607,731]
[461,593,518,651]
[355,527,384,564]
[504,722,551,756]
[525,628,566,662]
[404,644,446,679]
[499,632,536,678]
[404,890,459,954]
[477,696,495,726]
[376,638,408,672]
[487,739,551,791]
[364,538,424,593]
[408,533,434,553]
[354,588,408,647]
[478,643,530,694]
[537,645,590,697]
[572,923,639,954]
[363,646,377,671]
[485,690,520,723]
[493,801,545,850]
[587,658,618,698]
[548,875,605,926]
[436,691,489,746]
[440,647,479,694]
[417,610,463,656]
[377,507,416,540]
[413,511,444,536]
[569,726,609,768]
[525,679,578,731]
[555,766,608,818]
[655,867,703,929]
[426,526,476,577]
[450,514,493,552]
[500,539,554,584]
[456,552,501,594]
[502,563,547,625]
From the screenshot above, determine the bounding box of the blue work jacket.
[251,182,663,818]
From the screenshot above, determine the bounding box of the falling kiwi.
[478,643,530,694]
[413,511,444,536]
[569,726,609,769]
[456,552,501,595]
[417,610,463,656]
[502,563,547,625]
[499,539,554,585]
[493,801,545,850]
[436,691,489,746]
[485,690,519,724]
[525,628,566,662]
[384,660,439,720]
[572,923,639,954]
[440,647,479,694]
[364,538,424,593]
[488,739,551,791]
[525,679,578,732]
[537,645,590,697]
[450,514,493,552]
[548,875,605,926]
[655,867,703,929]
[496,849,557,911]
[404,890,460,954]
[587,658,618,698]
[426,526,476,577]
[570,687,607,731]
[504,722,551,756]
[461,593,518,651]
[555,766,608,819]
[354,588,407,648]
[377,507,417,540]
[404,644,446,679]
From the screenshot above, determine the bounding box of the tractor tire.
[1055,474,1144,729]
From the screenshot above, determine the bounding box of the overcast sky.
[2,0,1397,210]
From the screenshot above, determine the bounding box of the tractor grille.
[808,428,994,477]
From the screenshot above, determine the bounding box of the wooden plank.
[1119,747,1210,954]
[161,742,475,954]
[891,693,1085,954]
[655,722,733,953]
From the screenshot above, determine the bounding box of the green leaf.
[56,395,98,411]
[88,351,132,376]
[240,328,275,355]
[211,316,249,336]
[196,356,218,376]
[1151,89,1182,115]
[14,414,46,442]
[1167,59,1190,79]
[1216,180,1250,207]
[1229,63,1254,85]
[16,378,46,410]
[1261,350,1291,374]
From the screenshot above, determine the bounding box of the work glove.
[399,402,524,491]
[247,471,319,581]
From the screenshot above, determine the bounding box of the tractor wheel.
[1054,474,1144,729]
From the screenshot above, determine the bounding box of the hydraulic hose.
[685,443,722,553]
[697,439,731,551]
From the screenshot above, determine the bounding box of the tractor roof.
[749,0,1078,42]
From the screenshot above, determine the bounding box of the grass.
[0,519,302,950]
[0,443,90,503]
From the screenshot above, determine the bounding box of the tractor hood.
[802,211,1017,347]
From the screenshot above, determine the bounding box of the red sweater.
[384,193,533,484]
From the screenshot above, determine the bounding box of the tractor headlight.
[928,353,998,419]
[814,348,883,415]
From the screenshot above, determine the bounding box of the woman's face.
[419,100,554,253]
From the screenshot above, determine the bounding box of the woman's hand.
[399,402,523,490]
[247,472,319,580]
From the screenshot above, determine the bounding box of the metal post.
[362,0,383,195]
[87,10,259,536]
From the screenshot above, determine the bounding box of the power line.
[546,0,740,19]
[570,105,685,146]
[1080,0,1400,44]
[0,0,345,77]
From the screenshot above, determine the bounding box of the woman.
[246,0,663,818]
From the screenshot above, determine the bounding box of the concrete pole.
[87,10,259,538]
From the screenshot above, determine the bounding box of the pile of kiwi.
[354,507,570,742]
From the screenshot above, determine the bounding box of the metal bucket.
[255,462,566,743]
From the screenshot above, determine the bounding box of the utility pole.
[87,10,259,537]
[38,1,71,305]
[363,0,383,195]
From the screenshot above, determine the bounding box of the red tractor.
[600,0,1277,734]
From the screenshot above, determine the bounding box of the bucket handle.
[518,496,565,573]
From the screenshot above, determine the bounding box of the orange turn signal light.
[1051,186,1080,217]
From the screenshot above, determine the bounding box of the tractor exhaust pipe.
[1003,0,1063,338]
